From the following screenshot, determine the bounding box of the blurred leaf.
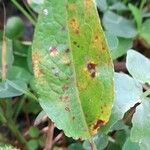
[103,11,137,38]
[28,126,40,138]
[126,50,150,84]
[142,12,150,18]
[115,130,129,148]
[100,73,143,133]
[27,48,33,73]
[7,66,32,83]
[123,138,140,150]
[26,139,39,150]
[105,32,119,51]
[68,143,84,150]
[106,142,121,150]
[111,120,128,131]
[109,2,128,11]
[32,0,114,139]
[139,19,150,45]
[25,100,41,114]
[96,0,108,12]
[13,41,30,57]
[27,0,44,13]
[130,97,150,142]
[0,80,27,98]
[129,4,142,31]
[139,137,150,150]
[5,17,24,39]
[0,145,16,150]
[83,133,108,150]
[111,37,132,60]
[0,106,6,123]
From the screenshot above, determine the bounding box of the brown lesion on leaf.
[32,51,43,78]
[69,18,80,34]
[59,96,70,102]
[92,34,102,48]
[73,41,80,48]
[93,119,105,130]
[62,85,69,92]
[65,107,71,112]
[86,62,97,78]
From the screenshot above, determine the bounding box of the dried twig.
[44,121,55,150]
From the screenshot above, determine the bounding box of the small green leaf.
[111,37,132,60]
[100,73,143,133]
[109,2,128,11]
[139,137,150,150]
[26,139,39,150]
[123,138,140,150]
[68,143,84,150]
[126,50,150,84]
[7,66,32,83]
[105,32,119,51]
[96,0,108,12]
[5,17,24,39]
[129,4,142,31]
[139,19,150,46]
[130,97,150,142]
[102,11,137,38]
[0,80,27,98]
[28,126,40,138]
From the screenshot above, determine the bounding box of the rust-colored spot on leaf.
[69,18,80,34]
[87,62,97,78]
[65,107,71,112]
[85,0,92,9]
[49,46,58,57]
[93,120,105,130]
[60,96,70,102]
[32,51,43,78]
[62,85,69,91]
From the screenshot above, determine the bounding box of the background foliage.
[0,0,150,149]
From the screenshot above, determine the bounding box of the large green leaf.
[130,97,150,143]
[32,0,114,139]
[123,138,140,150]
[126,50,150,84]
[0,80,27,98]
[111,37,132,60]
[100,73,143,133]
[139,19,150,46]
[102,11,137,38]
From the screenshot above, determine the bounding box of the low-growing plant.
[0,0,150,150]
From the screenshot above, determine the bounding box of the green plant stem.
[14,95,26,121]
[11,0,36,26]
[23,0,37,21]
[7,119,27,145]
